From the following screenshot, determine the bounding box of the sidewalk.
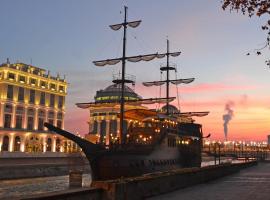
[148,162,270,200]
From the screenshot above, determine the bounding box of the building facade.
[77,84,146,145]
[0,61,75,153]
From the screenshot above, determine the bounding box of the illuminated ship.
[44,6,209,181]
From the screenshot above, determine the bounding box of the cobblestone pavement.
[148,162,270,200]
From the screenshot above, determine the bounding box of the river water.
[0,174,92,200]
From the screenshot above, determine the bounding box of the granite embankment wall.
[21,161,257,200]
[0,152,90,180]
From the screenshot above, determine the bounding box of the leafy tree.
[222,0,270,66]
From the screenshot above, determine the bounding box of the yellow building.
[0,60,75,153]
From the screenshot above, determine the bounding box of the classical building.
[77,83,146,145]
[0,61,75,153]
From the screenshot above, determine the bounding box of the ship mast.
[93,7,167,144]
[120,6,127,144]
[143,39,193,116]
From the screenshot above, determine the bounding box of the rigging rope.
[175,66,181,111]
[158,71,163,110]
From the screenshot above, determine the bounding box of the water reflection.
[0,174,91,199]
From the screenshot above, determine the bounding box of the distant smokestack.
[222,101,234,141]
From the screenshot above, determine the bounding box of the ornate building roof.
[94,84,142,103]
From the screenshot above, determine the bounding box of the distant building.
[0,61,75,153]
[77,83,146,145]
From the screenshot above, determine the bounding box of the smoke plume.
[222,101,234,141]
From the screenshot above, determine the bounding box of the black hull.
[91,144,201,180]
[44,122,202,181]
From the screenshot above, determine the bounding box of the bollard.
[69,170,83,188]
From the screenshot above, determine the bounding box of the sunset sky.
[1,0,270,141]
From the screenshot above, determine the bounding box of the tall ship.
[44,7,209,181]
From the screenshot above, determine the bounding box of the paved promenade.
[149,162,270,200]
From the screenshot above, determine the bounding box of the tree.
[222,0,270,65]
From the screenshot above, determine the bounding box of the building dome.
[161,104,180,114]
[94,84,142,103]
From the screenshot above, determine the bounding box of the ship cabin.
[123,109,202,148]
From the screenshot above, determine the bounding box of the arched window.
[2,136,9,151]
[46,138,52,152]
[14,136,21,151]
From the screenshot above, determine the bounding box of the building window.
[15,115,23,129]
[38,109,45,117]
[91,121,98,134]
[58,96,64,109]
[100,120,106,139]
[27,116,34,130]
[57,112,62,119]
[4,104,13,113]
[7,85,13,100]
[40,92,45,105]
[29,90,35,104]
[30,78,36,86]
[110,120,117,135]
[56,138,61,152]
[46,138,52,152]
[2,136,9,151]
[59,86,64,92]
[40,81,46,89]
[48,111,54,119]
[50,94,55,108]
[14,136,21,151]
[38,118,44,131]
[18,87,24,102]
[8,73,15,80]
[48,119,54,125]
[16,106,24,114]
[4,114,12,128]
[57,120,62,128]
[19,76,26,83]
[50,83,56,91]
[27,108,35,116]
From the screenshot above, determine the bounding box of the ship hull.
[90,134,202,180]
